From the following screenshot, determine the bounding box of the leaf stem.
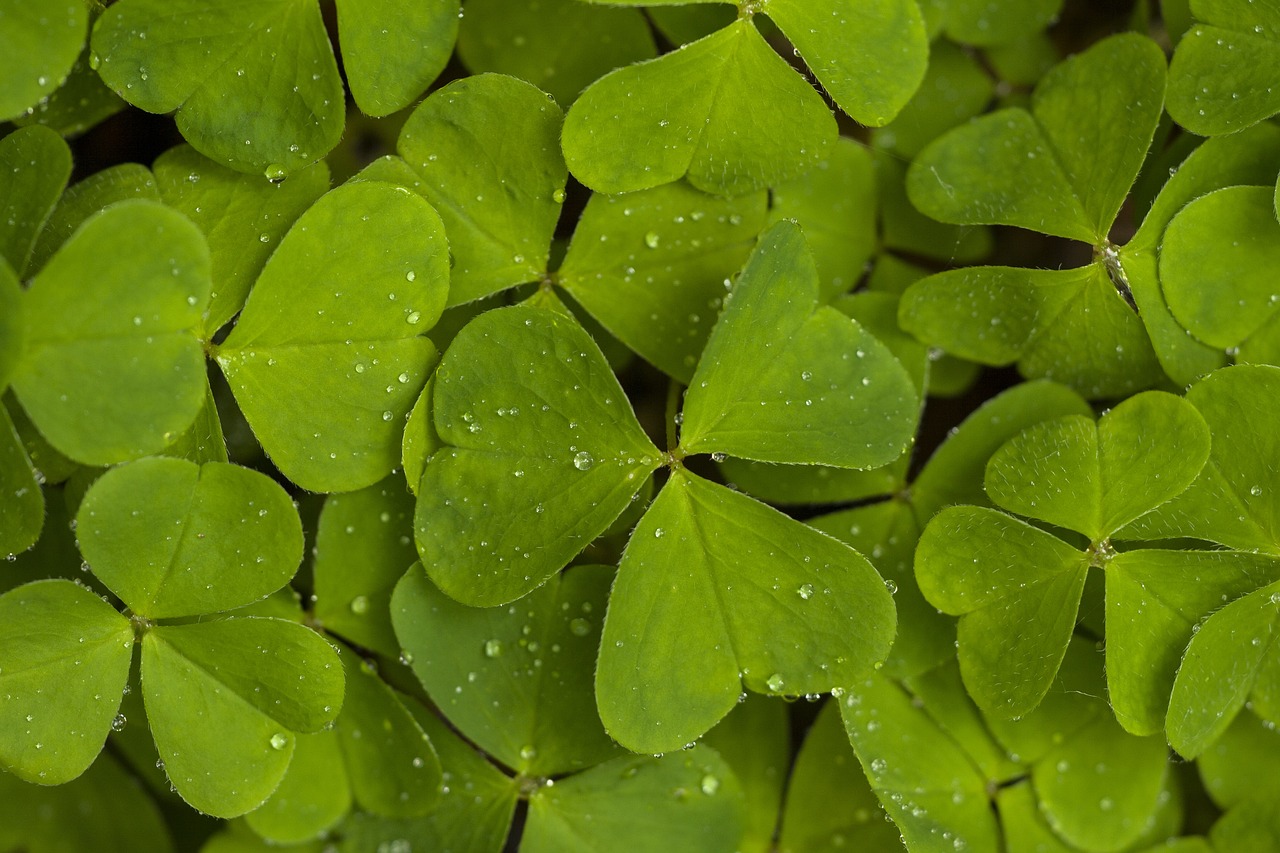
[665,379,682,452]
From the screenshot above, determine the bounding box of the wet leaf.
[336,0,458,116]
[0,126,71,277]
[0,0,87,121]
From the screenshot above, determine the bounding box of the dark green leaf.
[702,697,789,853]
[0,400,42,558]
[0,579,133,785]
[77,457,302,619]
[878,150,994,265]
[562,20,835,196]
[681,221,918,467]
[244,730,350,844]
[312,477,418,659]
[12,200,209,465]
[417,304,659,606]
[12,43,125,138]
[457,0,655,106]
[397,74,567,306]
[392,563,619,775]
[142,617,344,817]
[522,746,746,853]
[0,0,87,121]
[153,144,330,337]
[0,126,71,277]
[335,0,458,116]
[216,182,447,493]
[873,41,996,160]
[1167,2,1280,135]
[401,374,440,498]
[91,0,343,176]
[942,0,1063,45]
[559,180,768,383]
[1209,801,1280,853]
[598,470,896,753]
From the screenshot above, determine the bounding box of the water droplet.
[552,188,566,204]
[766,673,785,692]
[710,452,726,463]
[270,733,289,750]
[884,579,898,595]
[264,164,286,182]
[700,774,719,795]
[1251,485,1264,497]
[406,312,422,325]
[405,270,416,282]
[654,528,665,538]
[570,617,590,636]
[519,744,537,761]
[797,583,814,600]
[573,451,594,471]
[350,596,369,615]
[484,639,503,657]
[398,372,410,383]
[111,713,127,732]
[644,232,660,249]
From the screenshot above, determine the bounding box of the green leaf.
[719,454,907,508]
[1163,186,1280,349]
[648,4,739,45]
[562,20,836,196]
[392,563,619,775]
[766,139,877,302]
[12,200,210,465]
[333,647,441,818]
[397,74,567,306]
[312,477,418,659]
[985,392,1209,540]
[702,697,789,853]
[244,729,351,844]
[558,180,768,383]
[838,671,999,853]
[76,457,302,619]
[762,0,928,127]
[942,0,1064,45]
[1122,365,1280,551]
[1166,580,1280,758]
[27,163,159,275]
[456,0,655,106]
[680,221,918,467]
[522,746,746,853]
[0,579,133,785]
[337,701,518,853]
[142,617,344,817]
[0,0,87,121]
[401,375,440,498]
[904,659,1019,782]
[0,264,20,396]
[416,304,660,606]
[160,377,229,466]
[1107,550,1280,736]
[916,506,1089,717]
[91,0,343,176]
[873,41,996,161]
[1210,801,1280,853]
[900,262,1162,398]
[153,144,330,337]
[0,750,174,853]
[998,782,1077,853]
[778,699,904,853]
[877,151,993,265]
[1199,708,1280,809]
[0,402,43,558]
[216,182,447,493]
[598,469,896,753]
[12,42,125,138]
[335,0,458,116]
[0,126,71,277]
[909,34,1166,242]
[1167,2,1280,134]
[911,380,1092,520]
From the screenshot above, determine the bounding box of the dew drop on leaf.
[484,639,503,657]
[700,774,719,795]
[573,451,594,471]
[349,595,369,615]
[111,713,127,732]
[797,583,815,600]
[766,673,785,691]
[570,618,591,636]
[270,733,289,750]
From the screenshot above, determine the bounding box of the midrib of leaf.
[678,476,742,677]
[1031,108,1110,245]
[0,624,132,681]
[136,470,203,617]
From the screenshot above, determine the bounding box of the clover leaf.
[215,182,448,493]
[335,0,458,117]
[0,403,42,558]
[917,391,1211,717]
[0,126,71,277]
[11,200,210,465]
[0,0,87,122]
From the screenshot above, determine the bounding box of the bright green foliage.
[91,0,343,177]
[245,730,350,843]
[26,163,160,275]
[559,180,768,382]
[396,74,567,306]
[392,563,621,775]
[0,0,87,122]
[141,617,343,817]
[563,20,836,196]
[457,0,656,106]
[0,126,70,277]
[0,580,133,785]
[12,44,125,139]
[522,747,745,853]
[873,42,995,161]
[216,182,448,492]
[153,145,330,337]
[11,200,210,465]
[1167,0,1280,134]
[917,391,1211,717]
[938,0,1064,45]
[702,697,789,853]
[680,221,919,467]
[335,0,458,117]
[311,478,418,658]
[1199,710,1280,809]
[75,458,302,619]
[598,469,896,753]
[416,304,660,606]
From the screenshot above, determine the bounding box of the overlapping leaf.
[11,200,210,465]
[415,304,660,606]
[27,162,160,275]
[335,0,458,117]
[597,469,896,753]
[75,458,303,619]
[215,182,448,493]
[91,0,343,176]
[0,126,71,277]
[0,0,87,121]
